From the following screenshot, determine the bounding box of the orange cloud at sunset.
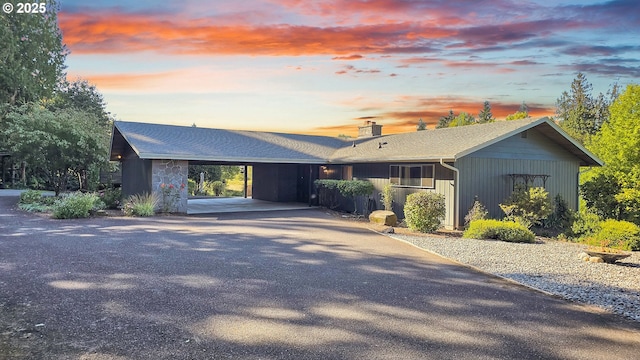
[59,11,452,56]
[308,96,555,137]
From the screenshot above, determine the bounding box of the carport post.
[243,165,248,198]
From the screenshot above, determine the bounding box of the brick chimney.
[358,120,383,138]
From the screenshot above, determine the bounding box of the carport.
[109,121,347,214]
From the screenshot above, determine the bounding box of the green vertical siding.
[458,129,581,224]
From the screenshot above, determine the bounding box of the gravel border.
[389,233,640,323]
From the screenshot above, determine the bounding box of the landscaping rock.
[369,210,397,226]
[589,256,605,263]
[382,227,395,234]
[578,252,590,261]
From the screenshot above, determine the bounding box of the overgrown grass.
[123,193,158,217]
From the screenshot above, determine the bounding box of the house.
[109,117,601,228]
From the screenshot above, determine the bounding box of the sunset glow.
[59,0,639,136]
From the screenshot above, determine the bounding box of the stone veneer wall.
[151,160,188,213]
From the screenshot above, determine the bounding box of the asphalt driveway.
[1,195,639,359]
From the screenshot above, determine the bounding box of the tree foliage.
[436,110,455,128]
[556,73,618,145]
[0,0,67,105]
[505,110,529,121]
[48,79,111,127]
[2,104,109,194]
[416,118,427,131]
[448,112,475,127]
[583,84,640,224]
[477,101,495,123]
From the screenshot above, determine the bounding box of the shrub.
[570,210,601,239]
[464,219,535,243]
[188,178,197,195]
[542,194,575,232]
[315,179,375,213]
[380,183,394,211]
[337,180,374,213]
[20,189,44,204]
[19,190,55,212]
[464,198,488,228]
[99,187,122,209]
[500,186,552,228]
[203,180,226,196]
[584,219,640,251]
[314,179,341,209]
[122,193,158,217]
[404,192,446,232]
[52,192,102,219]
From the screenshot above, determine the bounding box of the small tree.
[499,186,552,228]
[416,118,427,131]
[380,183,394,211]
[436,110,455,128]
[477,101,495,123]
[464,198,488,228]
[404,192,446,232]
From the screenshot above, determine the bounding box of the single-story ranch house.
[109,117,601,229]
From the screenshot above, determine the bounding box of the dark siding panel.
[122,156,152,197]
[253,164,298,202]
[352,163,455,228]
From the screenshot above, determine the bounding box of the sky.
[58,0,640,136]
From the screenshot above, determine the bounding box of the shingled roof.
[111,121,348,164]
[110,117,602,166]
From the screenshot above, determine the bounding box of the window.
[389,164,435,188]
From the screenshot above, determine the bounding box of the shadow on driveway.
[1,195,639,359]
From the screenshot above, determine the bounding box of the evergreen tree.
[478,101,494,123]
[436,110,455,128]
[416,118,427,131]
[556,72,618,145]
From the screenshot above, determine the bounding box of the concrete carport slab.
[187,197,314,215]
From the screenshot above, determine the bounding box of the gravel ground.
[390,234,640,323]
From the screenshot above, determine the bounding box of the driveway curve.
[1,195,639,359]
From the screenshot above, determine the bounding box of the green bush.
[18,189,56,212]
[52,192,102,219]
[99,187,122,209]
[500,186,552,228]
[584,219,640,251]
[464,219,535,243]
[570,210,601,239]
[188,178,197,195]
[464,199,488,228]
[122,193,158,217]
[314,179,374,213]
[380,183,394,211]
[404,192,446,232]
[19,189,43,204]
[203,180,226,196]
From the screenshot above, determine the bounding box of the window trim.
[389,164,435,189]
